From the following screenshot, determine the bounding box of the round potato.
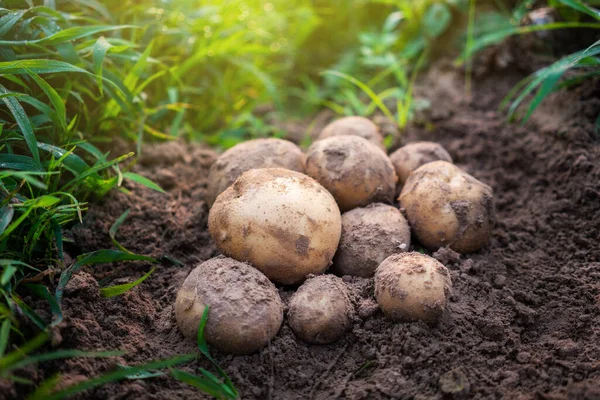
[305,136,397,212]
[399,161,494,253]
[374,252,452,323]
[332,203,411,277]
[318,116,385,150]
[389,141,453,184]
[206,138,305,206]
[288,275,353,344]
[175,256,283,354]
[208,168,342,285]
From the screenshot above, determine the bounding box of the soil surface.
[10,53,600,399]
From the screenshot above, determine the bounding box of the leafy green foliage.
[502,40,600,123]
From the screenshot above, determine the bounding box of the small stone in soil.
[439,368,470,397]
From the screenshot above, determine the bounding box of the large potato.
[288,275,353,344]
[389,141,453,184]
[332,203,411,277]
[375,252,452,323]
[399,161,494,253]
[318,116,385,150]
[206,138,305,206]
[305,136,397,212]
[208,168,342,285]
[175,256,283,354]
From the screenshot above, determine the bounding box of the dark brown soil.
[12,56,600,399]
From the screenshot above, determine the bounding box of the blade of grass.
[99,267,156,298]
[122,172,165,193]
[0,84,40,167]
[108,209,131,253]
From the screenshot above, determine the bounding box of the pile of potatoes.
[175,117,495,355]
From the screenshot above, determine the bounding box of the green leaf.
[0,84,40,167]
[1,264,17,286]
[99,267,156,298]
[321,70,395,123]
[0,25,136,46]
[171,369,237,400]
[23,69,66,131]
[108,209,131,253]
[7,349,122,374]
[0,10,25,37]
[0,332,48,373]
[33,195,60,208]
[0,155,43,172]
[25,284,63,327]
[37,142,94,177]
[0,319,10,358]
[55,250,156,305]
[38,354,196,400]
[92,36,112,94]
[557,0,600,21]
[424,3,452,38]
[123,172,165,193]
[0,206,14,235]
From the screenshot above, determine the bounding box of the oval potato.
[399,161,494,253]
[318,116,385,150]
[288,275,353,344]
[375,252,452,323]
[305,136,397,212]
[175,256,283,354]
[208,168,342,285]
[389,141,453,184]
[332,203,411,277]
[206,138,305,206]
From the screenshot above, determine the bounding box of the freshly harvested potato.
[399,161,494,253]
[175,256,283,354]
[206,138,305,206]
[288,275,353,344]
[318,116,385,150]
[374,252,452,323]
[332,203,411,277]
[389,141,453,184]
[305,136,397,212]
[208,168,342,285]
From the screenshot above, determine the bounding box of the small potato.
[206,138,305,206]
[288,275,353,344]
[305,136,397,212]
[399,161,494,253]
[208,168,342,285]
[175,256,283,354]
[374,252,452,323]
[389,141,453,184]
[332,203,411,277]
[318,116,385,150]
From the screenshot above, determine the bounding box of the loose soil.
[9,55,600,399]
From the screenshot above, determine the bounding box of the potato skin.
[399,161,495,253]
[332,203,411,277]
[208,168,342,285]
[318,116,385,150]
[374,252,452,323]
[206,138,305,206]
[175,256,283,354]
[389,141,453,184]
[305,136,397,212]
[288,275,353,344]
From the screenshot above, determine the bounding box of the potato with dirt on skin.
[375,252,452,323]
[206,138,305,206]
[305,135,397,212]
[389,141,453,185]
[318,116,385,150]
[175,256,283,355]
[399,161,494,253]
[332,203,411,278]
[208,168,342,285]
[288,275,353,344]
